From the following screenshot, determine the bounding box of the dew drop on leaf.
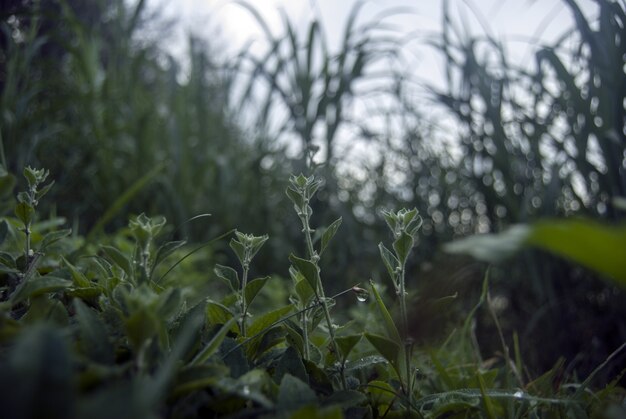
[352,286,369,303]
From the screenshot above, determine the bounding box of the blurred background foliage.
[1,0,624,384]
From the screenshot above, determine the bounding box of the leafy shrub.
[0,167,624,418]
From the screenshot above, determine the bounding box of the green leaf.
[245,276,270,306]
[445,219,626,287]
[101,245,133,278]
[248,234,269,260]
[364,333,401,376]
[23,167,39,187]
[15,202,34,225]
[248,304,294,337]
[229,238,246,266]
[191,316,238,365]
[378,243,399,283]
[124,307,160,350]
[392,230,414,265]
[320,217,342,255]
[35,180,54,201]
[74,299,113,364]
[277,374,317,411]
[206,301,237,332]
[443,225,530,263]
[214,264,239,291]
[369,280,401,343]
[39,229,71,251]
[1,325,73,419]
[286,186,305,209]
[62,257,91,288]
[10,275,72,304]
[275,346,308,383]
[295,278,315,305]
[335,334,362,360]
[289,254,319,293]
[246,305,294,356]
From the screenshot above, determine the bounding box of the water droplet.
[241,385,250,396]
[352,286,369,303]
[513,390,524,399]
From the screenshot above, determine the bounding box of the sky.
[150,0,597,88]
[146,0,598,177]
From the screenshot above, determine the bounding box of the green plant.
[214,231,269,336]
[286,173,347,388]
[366,208,422,411]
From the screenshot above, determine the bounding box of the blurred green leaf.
[191,316,237,365]
[10,275,72,304]
[101,245,133,279]
[15,202,34,226]
[445,219,626,286]
[277,373,317,412]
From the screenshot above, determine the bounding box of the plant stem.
[301,310,310,360]
[23,222,31,273]
[241,263,250,337]
[300,204,347,390]
[398,264,413,407]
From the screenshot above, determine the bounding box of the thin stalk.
[398,264,414,408]
[300,200,347,390]
[240,262,250,337]
[23,222,31,274]
[301,310,310,360]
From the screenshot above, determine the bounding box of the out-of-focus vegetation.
[1,0,625,415]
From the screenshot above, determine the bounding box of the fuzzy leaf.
[392,230,414,265]
[40,229,71,251]
[15,202,34,226]
[62,257,90,288]
[285,186,305,209]
[101,245,132,278]
[214,264,239,291]
[245,276,270,306]
[289,254,319,293]
[10,276,72,304]
[320,217,342,255]
[378,243,399,283]
[229,238,246,266]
